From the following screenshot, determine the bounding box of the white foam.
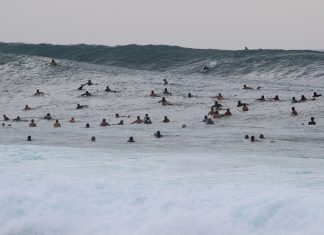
[1,145,324,235]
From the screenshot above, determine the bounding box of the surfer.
[127,136,135,143]
[144,114,152,124]
[206,118,214,124]
[208,107,216,116]
[154,131,162,138]
[150,90,158,97]
[163,79,168,85]
[24,105,31,111]
[100,119,110,127]
[158,97,172,105]
[29,119,36,127]
[3,114,10,121]
[13,116,22,122]
[224,109,232,116]
[214,93,224,100]
[69,117,76,123]
[34,89,44,96]
[201,64,209,73]
[308,117,316,125]
[300,95,307,102]
[113,120,124,125]
[273,95,280,101]
[105,86,117,92]
[86,80,94,86]
[50,59,58,66]
[256,95,266,101]
[237,101,244,107]
[131,116,144,124]
[162,116,170,123]
[53,119,61,128]
[211,101,222,109]
[81,91,92,97]
[242,103,249,111]
[291,107,298,116]
[245,47,249,51]
[76,104,88,109]
[78,84,85,90]
[163,88,172,95]
[243,84,253,90]
[203,115,208,122]
[313,92,322,98]
[292,97,298,103]
[44,113,52,120]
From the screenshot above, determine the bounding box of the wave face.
[1,42,324,78]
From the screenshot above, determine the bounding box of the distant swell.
[0,42,324,78]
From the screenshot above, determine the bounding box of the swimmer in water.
[53,119,61,128]
[237,101,244,107]
[259,134,265,139]
[208,107,216,116]
[313,92,322,98]
[24,105,31,111]
[154,131,162,138]
[273,95,280,101]
[224,108,232,116]
[211,101,222,109]
[162,116,170,123]
[50,59,58,66]
[245,135,249,140]
[131,116,144,124]
[242,103,249,111]
[206,118,214,124]
[34,89,44,96]
[256,95,266,101]
[86,80,94,86]
[214,93,224,100]
[44,113,52,120]
[212,110,221,118]
[3,114,10,121]
[78,84,85,90]
[188,93,193,98]
[150,90,158,97]
[292,97,298,103]
[91,136,96,142]
[105,86,117,92]
[114,120,124,125]
[144,114,152,124]
[243,84,253,90]
[300,95,307,102]
[163,88,172,95]
[158,97,172,105]
[76,104,88,109]
[291,107,298,116]
[127,136,135,143]
[69,117,76,123]
[308,117,316,125]
[81,91,92,97]
[203,115,208,122]
[29,119,36,127]
[13,116,22,122]
[163,79,168,85]
[85,123,90,128]
[100,119,110,127]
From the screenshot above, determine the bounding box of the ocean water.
[0,43,324,234]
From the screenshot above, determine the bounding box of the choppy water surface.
[0,43,324,234]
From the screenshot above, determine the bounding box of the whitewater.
[0,43,324,235]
